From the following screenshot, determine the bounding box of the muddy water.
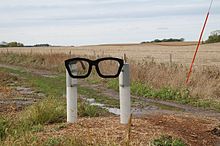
[0,85,44,113]
[80,80,220,120]
[83,97,184,116]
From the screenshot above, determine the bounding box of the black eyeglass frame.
[65,57,124,79]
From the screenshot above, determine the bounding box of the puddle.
[105,107,120,115]
[149,102,184,112]
[0,86,44,113]
[0,98,36,105]
[84,97,185,116]
[91,103,105,107]
[16,87,34,95]
[84,98,120,115]
[42,74,57,78]
[0,98,36,112]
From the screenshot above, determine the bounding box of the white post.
[66,65,78,123]
[119,63,131,124]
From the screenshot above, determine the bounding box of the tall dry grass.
[130,59,220,100]
[0,51,219,101]
[1,42,220,66]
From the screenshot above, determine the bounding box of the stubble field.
[1,42,220,66]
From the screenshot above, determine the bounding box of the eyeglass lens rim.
[65,57,124,79]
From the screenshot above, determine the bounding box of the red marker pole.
[186,0,214,84]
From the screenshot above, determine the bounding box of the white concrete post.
[119,63,131,124]
[66,65,78,123]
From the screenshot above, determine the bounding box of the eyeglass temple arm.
[79,61,86,70]
[70,60,86,70]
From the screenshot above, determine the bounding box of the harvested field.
[1,42,220,66]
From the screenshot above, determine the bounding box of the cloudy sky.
[0,0,220,46]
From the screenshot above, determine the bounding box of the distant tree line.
[0,41,24,47]
[141,38,184,44]
[0,42,51,47]
[151,38,185,43]
[34,44,50,47]
[205,30,220,43]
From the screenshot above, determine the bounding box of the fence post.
[169,53,173,66]
[66,65,78,123]
[119,63,131,124]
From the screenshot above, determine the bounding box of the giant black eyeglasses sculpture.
[65,57,124,78]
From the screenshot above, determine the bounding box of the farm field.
[1,42,220,66]
[0,42,220,145]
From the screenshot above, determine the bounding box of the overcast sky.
[0,0,220,46]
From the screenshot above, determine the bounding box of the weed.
[78,100,110,117]
[106,79,220,111]
[0,117,9,141]
[19,97,66,127]
[43,137,62,146]
[42,136,86,146]
[31,124,44,133]
[151,135,186,146]
[53,123,68,131]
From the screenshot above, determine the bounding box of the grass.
[2,134,86,146]
[0,66,112,145]
[151,135,186,146]
[19,97,66,126]
[0,117,9,141]
[0,52,219,145]
[78,99,110,117]
[106,79,220,112]
[79,86,119,108]
[1,52,220,112]
[41,136,86,146]
[1,52,220,103]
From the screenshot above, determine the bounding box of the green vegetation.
[152,38,184,43]
[0,117,9,141]
[42,136,85,146]
[0,41,24,47]
[106,79,220,112]
[151,135,186,146]
[78,100,110,117]
[1,134,86,146]
[19,97,66,126]
[141,38,184,44]
[34,44,50,47]
[0,66,111,145]
[206,30,220,43]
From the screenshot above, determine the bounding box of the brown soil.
[38,114,220,146]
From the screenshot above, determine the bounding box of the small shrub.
[206,31,220,43]
[44,137,61,146]
[0,117,9,141]
[42,136,86,146]
[151,135,186,146]
[19,97,66,130]
[31,124,44,132]
[78,101,110,117]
